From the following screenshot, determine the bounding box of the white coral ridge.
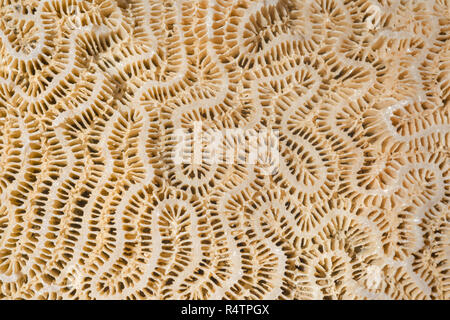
[0,0,449,300]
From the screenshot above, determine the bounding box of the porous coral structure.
[0,0,449,300]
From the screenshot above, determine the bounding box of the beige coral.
[0,0,448,300]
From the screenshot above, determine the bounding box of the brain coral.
[0,0,448,300]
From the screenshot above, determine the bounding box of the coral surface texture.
[0,0,449,300]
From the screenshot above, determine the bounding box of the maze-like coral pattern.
[0,0,449,299]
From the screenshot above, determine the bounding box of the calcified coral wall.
[0,0,449,300]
